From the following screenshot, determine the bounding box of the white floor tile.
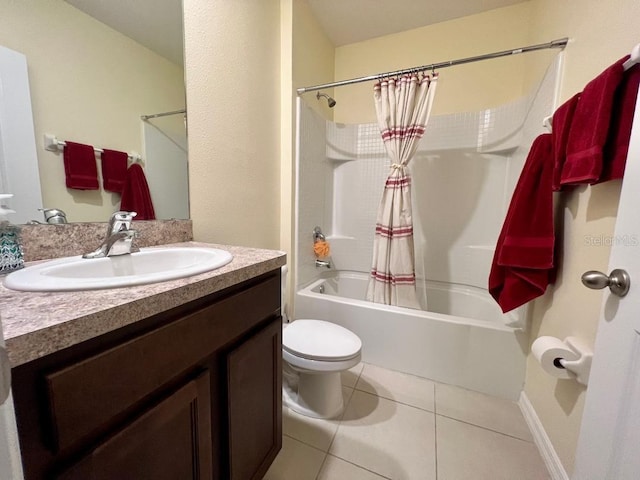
[330,390,436,480]
[317,455,390,480]
[283,387,353,451]
[356,363,435,412]
[263,436,326,480]
[436,416,549,480]
[435,383,532,441]
[342,362,364,388]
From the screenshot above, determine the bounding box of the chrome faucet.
[83,211,138,259]
[315,259,331,269]
[38,208,68,224]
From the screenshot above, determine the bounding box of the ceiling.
[64,0,528,64]
[64,0,184,65]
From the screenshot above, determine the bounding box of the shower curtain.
[366,73,437,308]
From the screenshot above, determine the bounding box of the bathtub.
[294,271,527,400]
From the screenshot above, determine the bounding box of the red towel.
[63,141,99,190]
[120,164,156,220]
[551,93,580,191]
[101,149,129,193]
[598,63,640,183]
[489,134,555,313]
[560,57,627,185]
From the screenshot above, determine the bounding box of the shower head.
[316,91,336,108]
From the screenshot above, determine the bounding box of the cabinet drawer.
[45,275,279,451]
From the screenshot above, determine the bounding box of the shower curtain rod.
[140,109,186,121]
[297,37,568,95]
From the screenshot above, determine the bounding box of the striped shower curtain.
[366,73,438,308]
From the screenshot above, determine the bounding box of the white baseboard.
[519,392,570,480]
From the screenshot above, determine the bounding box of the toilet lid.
[283,319,362,361]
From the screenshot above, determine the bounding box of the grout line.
[351,362,366,388]
[323,453,393,479]
[352,386,436,414]
[434,406,439,480]
[325,386,355,454]
[435,414,535,443]
[433,382,438,415]
[314,452,330,480]
[283,433,330,454]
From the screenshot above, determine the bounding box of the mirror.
[0,0,187,224]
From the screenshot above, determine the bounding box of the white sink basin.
[3,247,233,292]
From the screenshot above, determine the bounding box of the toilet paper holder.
[533,336,593,386]
[556,337,592,386]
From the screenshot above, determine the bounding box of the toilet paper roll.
[531,336,580,379]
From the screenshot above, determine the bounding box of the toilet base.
[283,369,345,419]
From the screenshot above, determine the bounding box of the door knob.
[581,269,630,297]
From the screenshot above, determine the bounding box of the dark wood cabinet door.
[227,318,282,480]
[56,371,212,480]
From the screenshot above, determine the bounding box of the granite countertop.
[0,242,286,367]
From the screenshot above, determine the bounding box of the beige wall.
[281,0,295,259]
[523,0,640,474]
[333,3,532,124]
[292,0,336,120]
[183,0,281,249]
[0,0,185,222]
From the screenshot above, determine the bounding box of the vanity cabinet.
[11,270,282,480]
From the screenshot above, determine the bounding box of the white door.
[573,88,640,479]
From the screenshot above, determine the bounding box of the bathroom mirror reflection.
[0,0,188,224]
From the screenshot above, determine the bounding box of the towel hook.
[623,43,640,71]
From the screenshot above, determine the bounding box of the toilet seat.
[283,319,362,362]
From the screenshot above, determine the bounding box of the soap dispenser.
[0,194,24,274]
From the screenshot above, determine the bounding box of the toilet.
[282,319,362,419]
[280,265,362,418]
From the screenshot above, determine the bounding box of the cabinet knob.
[581,269,631,297]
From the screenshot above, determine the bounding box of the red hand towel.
[63,141,99,190]
[551,93,580,191]
[489,134,555,313]
[120,164,156,220]
[560,57,627,185]
[598,63,640,183]
[101,149,129,193]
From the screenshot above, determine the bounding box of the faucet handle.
[313,226,326,243]
[39,208,67,224]
[108,211,137,233]
[111,211,137,221]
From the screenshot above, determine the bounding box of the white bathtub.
[294,271,527,400]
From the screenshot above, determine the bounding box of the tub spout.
[315,259,331,269]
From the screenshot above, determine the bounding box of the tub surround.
[1,241,286,367]
[19,219,193,262]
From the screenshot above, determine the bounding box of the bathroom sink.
[3,247,233,292]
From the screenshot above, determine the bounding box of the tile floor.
[264,363,549,480]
